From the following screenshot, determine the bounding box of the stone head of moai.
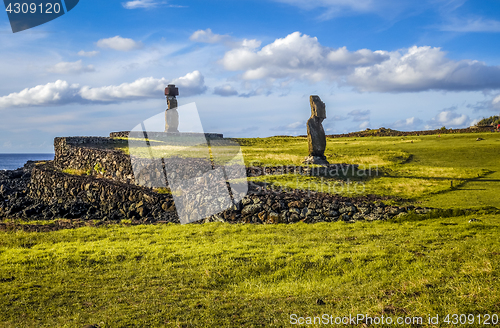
[310,95,326,121]
[165,84,179,110]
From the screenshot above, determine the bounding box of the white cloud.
[0,71,206,108]
[169,70,207,96]
[425,110,471,129]
[190,29,261,50]
[78,50,99,57]
[493,94,500,105]
[220,32,500,93]
[222,32,388,81]
[81,71,206,100]
[470,118,480,126]
[272,0,374,18]
[97,36,142,51]
[440,18,500,32]
[467,94,500,112]
[271,120,307,133]
[47,60,95,74]
[347,109,370,122]
[287,121,305,129]
[213,85,238,97]
[270,0,466,20]
[0,80,80,108]
[358,121,370,129]
[190,29,230,44]
[79,77,168,102]
[241,39,262,49]
[390,117,423,130]
[347,46,500,92]
[122,0,161,9]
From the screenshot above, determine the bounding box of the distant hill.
[324,126,495,138]
[476,115,500,127]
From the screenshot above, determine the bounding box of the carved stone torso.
[307,116,326,157]
[304,95,329,165]
[165,97,179,133]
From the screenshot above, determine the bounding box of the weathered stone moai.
[165,84,179,133]
[303,95,329,165]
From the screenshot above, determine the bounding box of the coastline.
[0,153,54,171]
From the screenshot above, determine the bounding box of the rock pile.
[205,184,429,224]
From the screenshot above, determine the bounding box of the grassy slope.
[239,132,500,209]
[1,216,499,327]
[1,132,499,327]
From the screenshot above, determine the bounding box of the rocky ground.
[0,161,434,230]
[0,161,36,216]
[0,162,97,222]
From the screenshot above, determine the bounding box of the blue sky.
[1,0,500,152]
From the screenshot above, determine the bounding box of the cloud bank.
[270,0,464,21]
[122,0,162,9]
[439,18,500,33]
[0,80,80,108]
[97,36,143,51]
[347,46,500,92]
[78,50,99,57]
[47,60,95,74]
[222,32,388,82]
[425,110,471,129]
[220,32,500,93]
[0,71,206,108]
[190,29,261,49]
[389,117,423,130]
[213,85,239,97]
[190,29,230,44]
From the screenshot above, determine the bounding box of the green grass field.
[239,132,500,209]
[1,132,500,327]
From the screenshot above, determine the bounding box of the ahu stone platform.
[109,131,224,139]
[0,134,434,225]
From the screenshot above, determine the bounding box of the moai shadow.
[303,95,329,165]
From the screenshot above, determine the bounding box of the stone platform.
[110,131,224,139]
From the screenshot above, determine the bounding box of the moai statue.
[165,84,179,133]
[304,95,329,165]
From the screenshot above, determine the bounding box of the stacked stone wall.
[27,163,177,222]
[54,136,232,187]
[54,137,134,183]
[19,163,427,224]
[0,161,434,224]
[19,135,436,225]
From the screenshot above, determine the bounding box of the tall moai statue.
[304,95,329,165]
[165,84,179,133]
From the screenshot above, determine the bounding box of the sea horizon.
[0,153,55,171]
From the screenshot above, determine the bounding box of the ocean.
[0,153,54,171]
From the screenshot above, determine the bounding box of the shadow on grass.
[392,207,500,223]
